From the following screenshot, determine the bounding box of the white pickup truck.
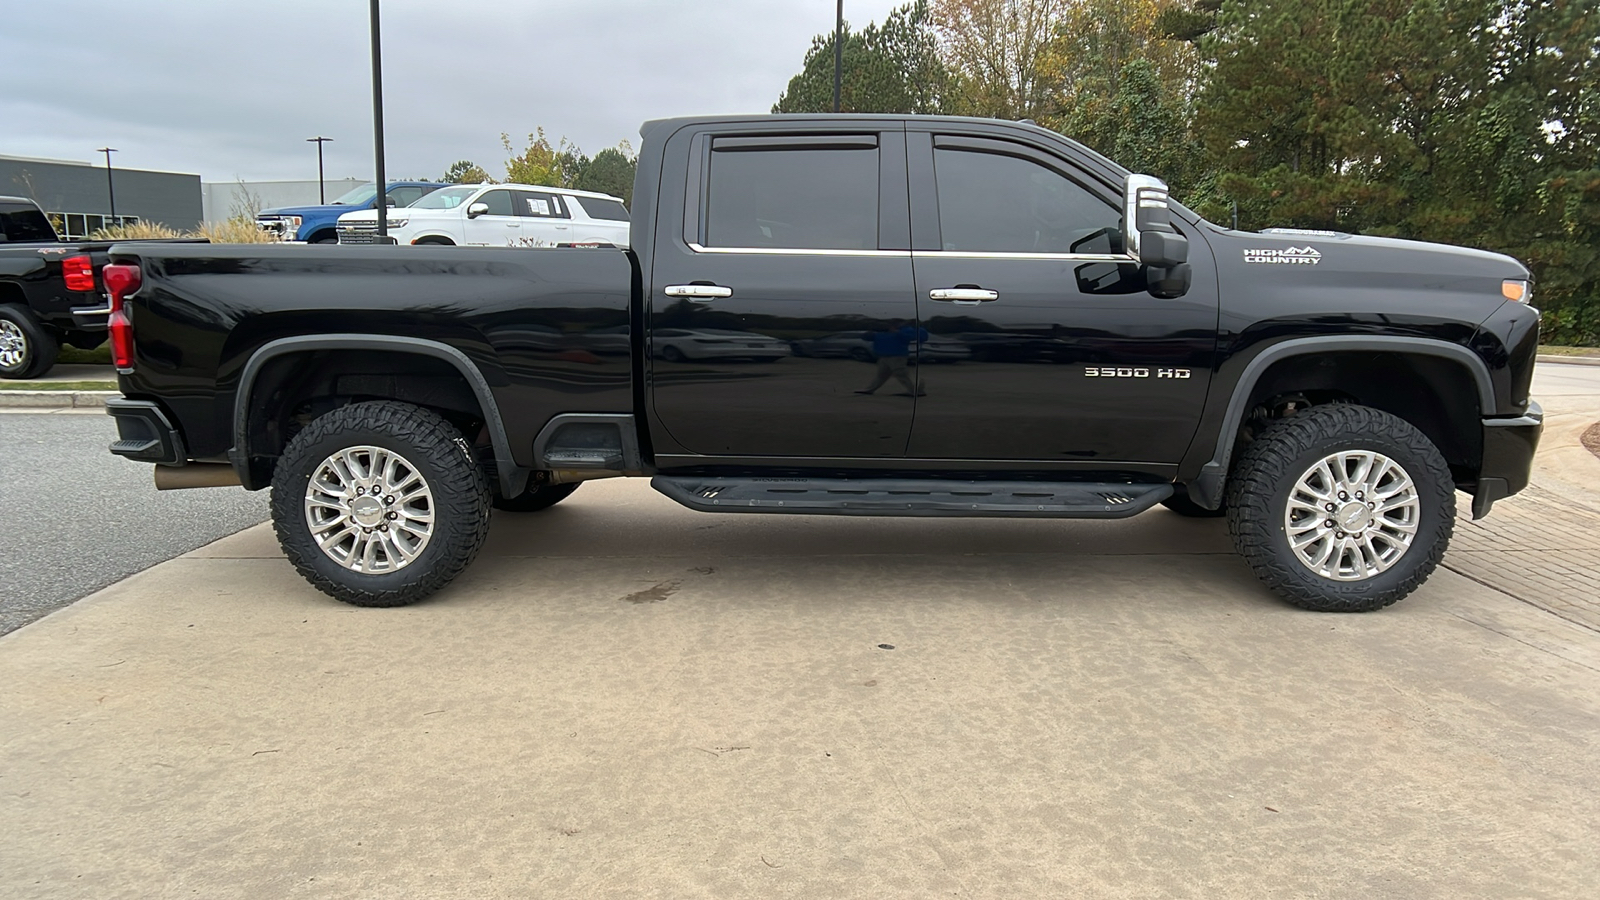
[336,183,630,248]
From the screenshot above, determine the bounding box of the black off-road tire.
[493,481,580,512]
[1226,404,1455,612]
[270,401,492,607]
[0,305,60,379]
[1161,489,1227,518]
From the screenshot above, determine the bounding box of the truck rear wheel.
[270,400,492,607]
[0,306,59,379]
[1226,404,1454,612]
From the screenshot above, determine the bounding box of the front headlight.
[1502,279,1532,303]
[385,217,409,229]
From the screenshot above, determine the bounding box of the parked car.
[0,195,200,378]
[336,184,630,248]
[653,328,791,362]
[105,114,1541,615]
[256,182,447,243]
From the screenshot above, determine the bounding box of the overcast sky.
[3,0,905,184]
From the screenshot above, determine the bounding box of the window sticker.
[527,198,551,216]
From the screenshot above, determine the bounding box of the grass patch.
[1539,345,1600,357]
[58,344,113,365]
[0,380,117,391]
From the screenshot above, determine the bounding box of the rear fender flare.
[230,334,527,496]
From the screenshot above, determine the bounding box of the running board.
[651,477,1172,519]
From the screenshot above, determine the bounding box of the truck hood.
[337,209,431,224]
[259,204,355,218]
[1231,228,1530,279]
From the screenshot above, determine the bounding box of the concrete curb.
[0,390,118,409]
[1539,355,1600,367]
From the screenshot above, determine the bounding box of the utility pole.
[833,0,843,113]
[97,147,118,223]
[306,136,333,203]
[368,0,388,240]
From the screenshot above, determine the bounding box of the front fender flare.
[1188,335,1495,509]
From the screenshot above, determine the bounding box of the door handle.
[665,284,733,301]
[929,287,998,305]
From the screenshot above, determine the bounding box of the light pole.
[306,136,332,203]
[368,0,388,241]
[96,147,118,224]
[833,1,843,113]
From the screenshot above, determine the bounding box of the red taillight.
[103,264,142,372]
[62,255,95,292]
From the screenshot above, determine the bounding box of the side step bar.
[651,477,1173,519]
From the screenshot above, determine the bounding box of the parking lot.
[2,365,1598,898]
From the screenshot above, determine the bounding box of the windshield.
[330,183,378,206]
[410,186,479,210]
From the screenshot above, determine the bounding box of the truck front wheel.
[1226,404,1454,612]
[270,401,492,607]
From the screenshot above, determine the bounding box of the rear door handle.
[665,284,733,301]
[929,287,998,305]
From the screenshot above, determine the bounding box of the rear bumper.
[1472,399,1543,519]
[106,398,186,465]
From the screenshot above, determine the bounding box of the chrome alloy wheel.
[304,445,435,574]
[1284,450,1421,581]
[0,320,27,369]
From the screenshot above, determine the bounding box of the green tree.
[574,144,638,205]
[1056,58,1208,199]
[502,129,579,186]
[1192,0,1599,342]
[442,160,492,184]
[774,1,951,114]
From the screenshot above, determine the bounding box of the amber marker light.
[1502,279,1531,303]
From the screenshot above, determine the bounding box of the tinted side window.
[388,186,428,207]
[574,196,630,221]
[0,202,58,242]
[705,146,877,250]
[933,148,1117,254]
[516,191,568,218]
[478,190,516,216]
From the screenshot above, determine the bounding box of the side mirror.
[467,202,489,219]
[385,197,399,207]
[1123,174,1188,268]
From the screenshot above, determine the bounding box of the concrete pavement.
[5,482,1600,898]
[2,363,1598,899]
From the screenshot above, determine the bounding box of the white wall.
[201,178,365,221]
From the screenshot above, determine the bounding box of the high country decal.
[1243,246,1321,265]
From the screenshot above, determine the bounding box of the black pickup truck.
[103,115,1543,613]
[0,196,122,378]
[0,196,201,378]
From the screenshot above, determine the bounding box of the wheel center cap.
[352,495,384,527]
[1339,501,1368,531]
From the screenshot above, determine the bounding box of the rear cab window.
[702,135,881,251]
[0,200,58,242]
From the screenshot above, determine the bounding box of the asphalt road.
[0,411,268,635]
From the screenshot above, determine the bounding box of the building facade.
[201,178,365,222]
[0,154,202,236]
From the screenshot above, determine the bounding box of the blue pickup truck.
[255,181,447,243]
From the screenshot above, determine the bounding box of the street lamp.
[96,147,117,224]
[306,136,333,204]
[833,1,843,113]
[368,0,388,241]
